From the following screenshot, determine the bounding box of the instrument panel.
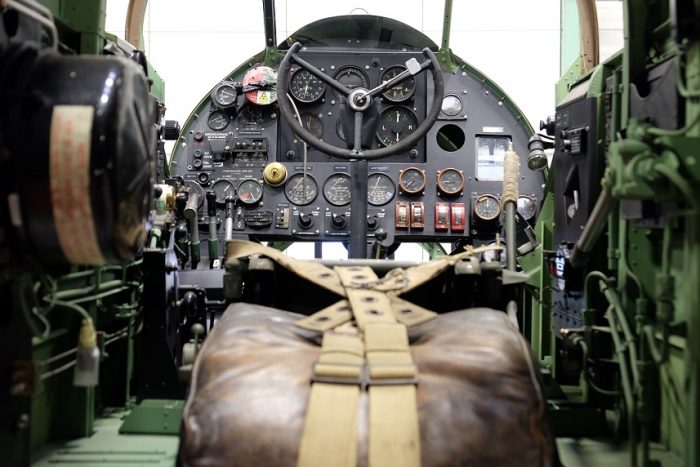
[170,46,544,251]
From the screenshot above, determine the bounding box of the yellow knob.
[263,162,287,186]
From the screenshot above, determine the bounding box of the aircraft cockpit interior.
[1,1,698,466]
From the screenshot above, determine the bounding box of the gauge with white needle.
[367,173,396,206]
[289,69,325,103]
[376,106,419,146]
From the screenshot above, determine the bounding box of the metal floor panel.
[31,416,179,467]
[557,438,684,467]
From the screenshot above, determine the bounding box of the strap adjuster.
[366,363,418,387]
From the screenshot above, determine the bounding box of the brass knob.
[263,162,287,186]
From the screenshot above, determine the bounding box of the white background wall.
[105,0,622,260]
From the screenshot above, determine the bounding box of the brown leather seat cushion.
[180,304,552,467]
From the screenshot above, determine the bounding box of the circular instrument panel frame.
[284,173,318,206]
[367,173,396,206]
[398,167,426,195]
[380,65,416,103]
[473,194,501,221]
[323,173,352,206]
[436,168,465,195]
[289,68,326,103]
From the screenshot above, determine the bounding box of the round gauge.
[381,66,415,102]
[398,167,426,195]
[290,69,326,103]
[299,113,324,139]
[237,179,263,206]
[517,196,537,221]
[367,173,396,206]
[285,173,318,205]
[323,173,352,206]
[207,110,229,130]
[183,181,204,208]
[333,66,369,97]
[441,95,463,116]
[482,242,507,266]
[377,106,419,146]
[437,168,464,195]
[474,194,501,221]
[336,118,346,141]
[212,179,235,204]
[212,83,237,108]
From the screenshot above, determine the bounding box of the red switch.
[451,203,466,232]
[435,202,449,231]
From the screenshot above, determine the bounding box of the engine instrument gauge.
[212,179,235,204]
[336,118,346,141]
[333,66,369,98]
[367,173,396,206]
[290,69,326,103]
[441,95,463,116]
[212,82,238,108]
[237,179,263,206]
[323,173,352,206]
[381,66,415,102]
[474,194,501,221]
[183,181,204,208]
[207,110,229,130]
[377,106,418,146]
[398,167,426,195]
[285,173,318,205]
[437,168,464,195]
[517,196,537,221]
[299,113,324,139]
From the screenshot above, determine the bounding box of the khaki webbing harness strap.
[297,332,363,467]
[223,240,499,466]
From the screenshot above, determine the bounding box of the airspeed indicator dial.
[290,69,326,103]
[377,106,418,146]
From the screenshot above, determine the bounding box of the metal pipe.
[440,0,454,51]
[350,159,368,259]
[504,203,517,270]
[605,306,638,467]
[570,185,614,268]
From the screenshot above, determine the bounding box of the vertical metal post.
[504,203,516,270]
[349,111,368,259]
[350,160,369,258]
[262,0,276,47]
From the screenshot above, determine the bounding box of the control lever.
[501,142,520,271]
[206,191,218,267]
[174,223,190,266]
[184,192,200,269]
[515,211,541,255]
[224,195,235,241]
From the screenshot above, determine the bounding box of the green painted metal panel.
[119,400,184,435]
